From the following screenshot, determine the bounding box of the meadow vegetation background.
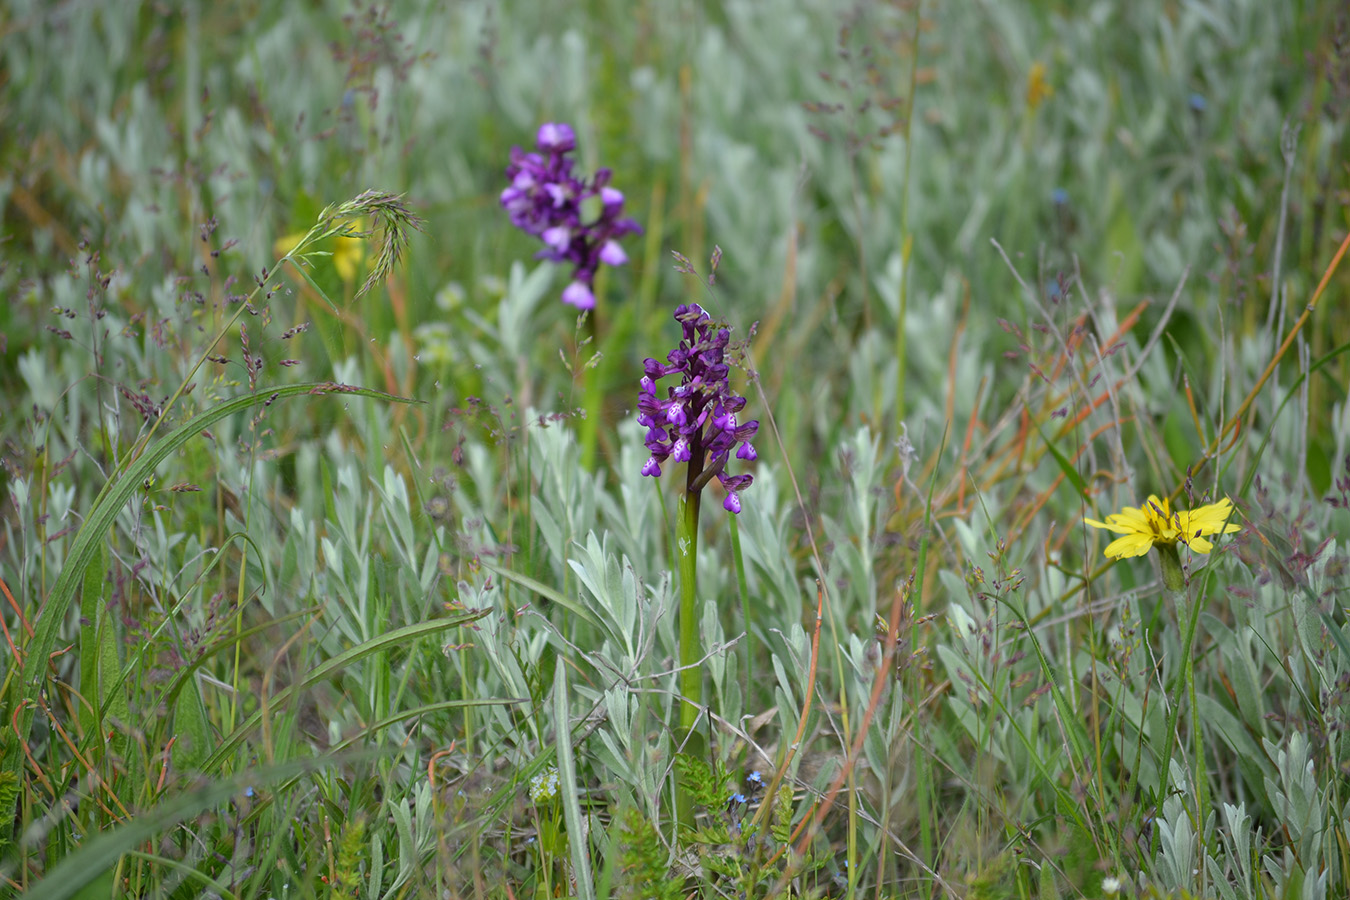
[1,1,1349,897]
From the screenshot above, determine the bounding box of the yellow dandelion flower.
[1084,495,1180,559]
[1026,61,1054,111]
[1084,495,1239,560]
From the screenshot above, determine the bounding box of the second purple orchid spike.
[500,122,642,309]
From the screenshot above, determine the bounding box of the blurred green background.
[3,0,1342,454]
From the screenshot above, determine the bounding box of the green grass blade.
[171,677,212,770]
[77,543,107,739]
[554,655,595,900]
[1035,418,1087,498]
[480,559,600,627]
[911,422,948,878]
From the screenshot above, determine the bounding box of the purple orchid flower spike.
[637,304,758,513]
[501,122,642,309]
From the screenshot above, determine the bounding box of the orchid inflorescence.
[638,303,758,513]
[500,122,642,309]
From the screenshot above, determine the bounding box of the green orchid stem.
[675,453,704,828]
[677,487,702,732]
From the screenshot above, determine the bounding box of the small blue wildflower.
[747,770,764,788]
[1188,93,1207,113]
[244,786,255,798]
[501,123,642,309]
[1051,187,1069,206]
[729,792,747,805]
[638,304,758,513]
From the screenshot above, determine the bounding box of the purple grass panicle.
[500,122,642,309]
[637,303,758,513]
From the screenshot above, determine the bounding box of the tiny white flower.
[1101,875,1121,895]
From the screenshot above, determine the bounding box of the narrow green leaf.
[78,543,108,739]
[912,422,948,872]
[1320,611,1350,668]
[172,677,212,770]
[554,656,595,900]
[1038,861,1058,900]
[331,698,523,755]
[480,559,600,627]
[67,870,117,900]
[98,611,125,707]
[285,255,345,316]
[103,604,316,761]
[1035,419,1087,497]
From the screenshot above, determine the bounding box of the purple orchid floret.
[637,303,758,514]
[501,122,642,309]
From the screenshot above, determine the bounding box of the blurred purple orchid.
[500,122,642,309]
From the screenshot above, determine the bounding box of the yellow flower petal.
[1177,499,1241,539]
[1105,534,1154,558]
[1085,516,1133,534]
[1184,534,1214,554]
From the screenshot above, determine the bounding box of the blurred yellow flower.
[1084,495,1240,559]
[274,218,368,285]
[1026,62,1053,111]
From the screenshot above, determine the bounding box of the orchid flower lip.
[560,281,595,309]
